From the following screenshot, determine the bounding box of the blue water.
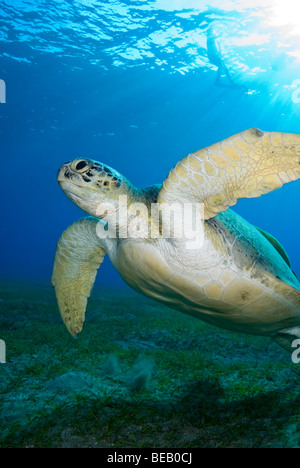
[1,0,300,287]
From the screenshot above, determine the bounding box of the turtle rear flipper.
[255,226,298,280]
[273,327,300,353]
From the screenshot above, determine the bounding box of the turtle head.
[57,158,135,220]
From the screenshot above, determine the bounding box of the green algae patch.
[0,282,299,448]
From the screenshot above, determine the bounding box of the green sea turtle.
[52,128,300,353]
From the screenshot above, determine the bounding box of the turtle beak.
[57,162,72,183]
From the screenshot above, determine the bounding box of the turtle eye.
[73,160,91,173]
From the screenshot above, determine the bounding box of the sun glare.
[265,0,300,34]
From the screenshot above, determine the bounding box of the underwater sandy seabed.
[0,280,299,448]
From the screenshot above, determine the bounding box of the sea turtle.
[52,128,300,353]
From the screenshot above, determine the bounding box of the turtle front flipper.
[158,128,300,220]
[52,217,107,337]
